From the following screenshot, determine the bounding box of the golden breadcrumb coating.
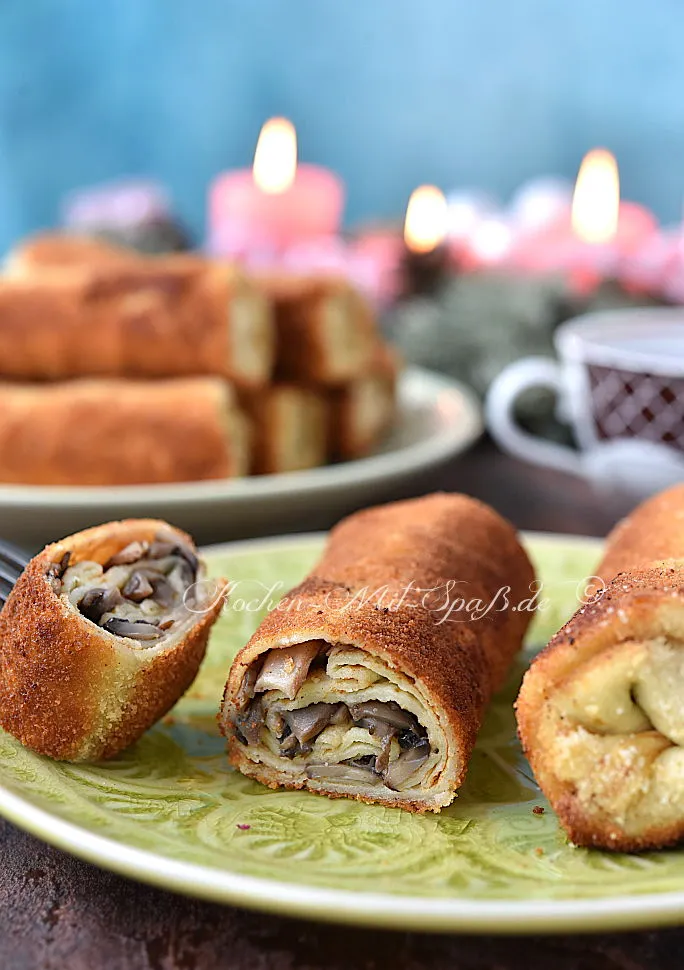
[518,484,684,851]
[0,519,227,760]
[221,493,535,811]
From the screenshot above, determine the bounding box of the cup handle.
[485,357,583,475]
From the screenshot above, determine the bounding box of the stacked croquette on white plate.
[0,234,400,485]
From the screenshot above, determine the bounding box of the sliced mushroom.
[254,642,321,699]
[279,733,299,758]
[79,586,123,623]
[306,763,383,786]
[283,703,340,743]
[148,540,198,576]
[122,572,155,603]
[236,698,264,745]
[50,532,200,646]
[166,561,195,595]
[46,552,71,592]
[101,617,162,641]
[173,543,199,576]
[105,541,149,568]
[374,735,394,775]
[383,739,431,790]
[398,729,427,748]
[330,704,350,726]
[235,666,258,713]
[354,715,396,740]
[348,700,419,732]
[58,551,72,576]
[146,540,177,560]
[148,574,176,608]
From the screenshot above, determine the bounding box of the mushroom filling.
[233,643,435,792]
[46,535,200,641]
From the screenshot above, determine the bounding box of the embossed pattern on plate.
[1,532,684,933]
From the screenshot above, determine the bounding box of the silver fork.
[0,539,30,606]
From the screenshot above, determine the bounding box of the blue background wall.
[0,0,682,250]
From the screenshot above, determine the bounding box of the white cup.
[485,308,684,495]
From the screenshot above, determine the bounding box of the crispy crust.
[0,377,249,485]
[517,484,684,851]
[0,254,274,387]
[258,275,378,385]
[0,519,227,761]
[220,493,535,811]
[5,232,136,276]
[327,343,401,459]
[240,384,328,474]
[594,483,684,584]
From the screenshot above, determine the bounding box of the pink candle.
[567,198,657,294]
[277,230,405,305]
[510,149,657,289]
[458,216,515,270]
[618,228,684,295]
[349,228,405,304]
[209,118,344,257]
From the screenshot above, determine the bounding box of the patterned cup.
[485,308,684,495]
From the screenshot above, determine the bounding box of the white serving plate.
[0,367,482,550]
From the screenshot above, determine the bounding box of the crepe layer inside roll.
[228,639,451,805]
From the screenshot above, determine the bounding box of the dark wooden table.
[1,440,681,970]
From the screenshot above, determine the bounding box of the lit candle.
[208,117,345,259]
[567,149,656,292]
[511,149,657,287]
[400,185,449,297]
[566,148,622,291]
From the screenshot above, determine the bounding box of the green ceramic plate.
[1,532,684,935]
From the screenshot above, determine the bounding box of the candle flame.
[253,117,297,194]
[571,148,620,244]
[404,185,448,253]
